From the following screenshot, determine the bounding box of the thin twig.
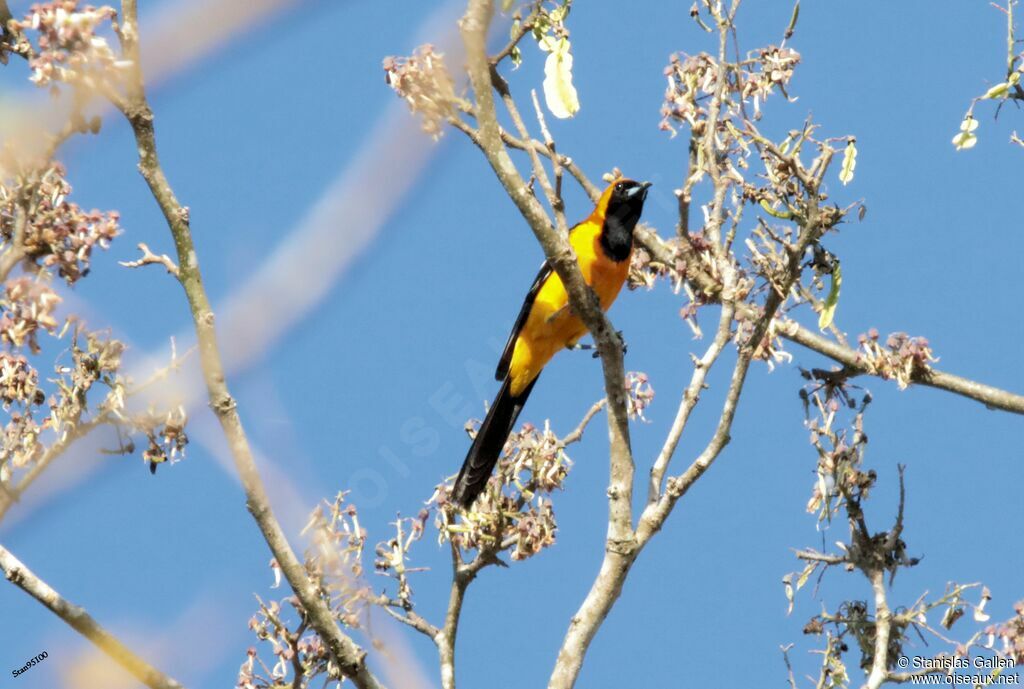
[531,88,564,219]
[647,302,733,502]
[794,549,848,565]
[369,595,440,639]
[119,242,180,277]
[781,644,799,689]
[560,399,606,446]
[488,2,539,66]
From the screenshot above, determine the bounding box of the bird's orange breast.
[506,220,631,396]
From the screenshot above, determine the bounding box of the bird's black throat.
[599,214,637,262]
[600,183,649,262]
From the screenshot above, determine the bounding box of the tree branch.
[633,227,1024,415]
[647,300,733,502]
[460,6,642,687]
[864,568,893,689]
[460,0,635,564]
[113,4,384,687]
[0,544,185,689]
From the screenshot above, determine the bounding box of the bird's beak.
[631,181,652,200]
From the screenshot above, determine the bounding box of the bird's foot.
[568,331,628,358]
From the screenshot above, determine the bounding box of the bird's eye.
[615,182,624,192]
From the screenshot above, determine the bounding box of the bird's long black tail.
[451,375,538,507]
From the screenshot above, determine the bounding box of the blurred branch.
[0,0,32,61]
[0,544,186,689]
[112,3,385,688]
[0,199,28,282]
[0,412,110,522]
[0,340,191,524]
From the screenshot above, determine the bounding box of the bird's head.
[601,178,651,236]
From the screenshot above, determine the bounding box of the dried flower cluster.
[857,329,937,390]
[372,510,428,609]
[0,352,42,408]
[659,52,720,136]
[624,371,654,421]
[0,278,61,352]
[659,44,800,136]
[799,369,872,522]
[12,2,129,92]
[127,405,188,474]
[0,325,120,482]
[741,45,800,106]
[302,492,369,626]
[986,601,1024,664]
[0,153,191,494]
[240,493,374,689]
[435,421,570,560]
[239,597,336,689]
[383,45,457,139]
[0,162,121,284]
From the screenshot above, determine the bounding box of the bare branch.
[530,89,564,216]
[794,549,848,565]
[437,542,494,689]
[781,323,1024,415]
[781,644,799,689]
[648,301,733,502]
[560,399,606,447]
[0,544,186,689]
[119,242,180,277]
[864,568,893,689]
[369,595,440,639]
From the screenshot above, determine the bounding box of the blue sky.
[1,1,1023,687]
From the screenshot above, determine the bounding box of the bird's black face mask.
[601,180,651,262]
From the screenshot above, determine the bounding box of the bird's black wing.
[494,259,553,381]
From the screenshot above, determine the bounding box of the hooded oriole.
[452,179,652,507]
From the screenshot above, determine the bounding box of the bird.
[451,178,652,507]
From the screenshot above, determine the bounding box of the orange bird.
[452,179,651,507]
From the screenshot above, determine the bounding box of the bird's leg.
[567,331,628,358]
